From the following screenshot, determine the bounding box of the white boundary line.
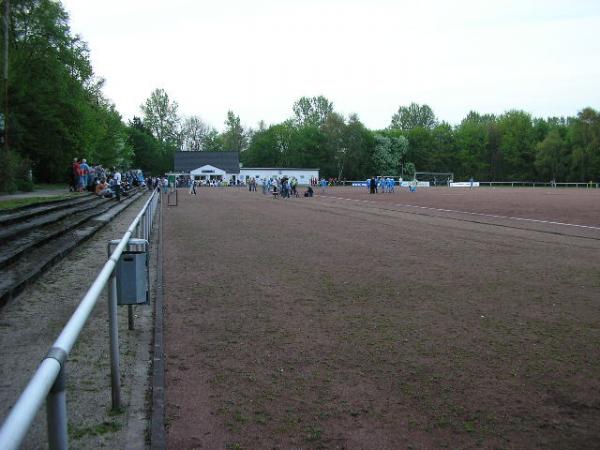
[323,195,600,231]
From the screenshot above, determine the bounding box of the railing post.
[107,273,121,410]
[46,364,68,450]
[143,213,148,241]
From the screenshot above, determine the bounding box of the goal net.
[414,172,454,186]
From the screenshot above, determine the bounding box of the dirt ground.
[164,186,600,450]
[0,193,156,449]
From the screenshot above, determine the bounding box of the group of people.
[309,177,346,187]
[69,158,153,201]
[261,176,300,198]
[367,177,398,194]
[69,159,106,193]
[258,177,316,198]
[176,175,247,188]
[91,168,129,201]
[147,176,170,193]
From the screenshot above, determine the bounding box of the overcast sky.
[61,0,600,131]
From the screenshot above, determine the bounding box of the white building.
[239,168,319,185]
[174,152,319,185]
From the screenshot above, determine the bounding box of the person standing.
[113,167,122,201]
[80,159,90,191]
[69,158,78,192]
[72,158,82,192]
[190,179,197,195]
[320,178,327,194]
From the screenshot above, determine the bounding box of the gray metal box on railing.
[116,251,148,305]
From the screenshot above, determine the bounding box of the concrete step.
[0,191,146,307]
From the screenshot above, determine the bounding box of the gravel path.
[0,193,157,449]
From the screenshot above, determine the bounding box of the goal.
[414,171,454,186]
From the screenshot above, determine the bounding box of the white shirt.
[114,171,122,185]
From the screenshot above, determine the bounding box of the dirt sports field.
[163,186,600,450]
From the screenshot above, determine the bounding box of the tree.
[455,113,492,180]
[2,0,132,185]
[390,103,437,131]
[568,107,600,181]
[292,96,334,127]
[202,127,224,152]
[430,123,457,173]
[372,131,408,176]
[241,126,281,167]
[321,112,347,179]
[181,115,209,151]
[222,110,247,152]
[535,129,568,181]
[128,117,163,175]
[497,110,535,180]
[405,127,434,172]
[140,88,180,147]
[372,135,396,176]
[342,115,376,180]
[91,103,133,168]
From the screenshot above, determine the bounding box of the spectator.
[95,178,110,196]
[112,167,122,201]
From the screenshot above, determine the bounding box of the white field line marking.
[325,196,600,231]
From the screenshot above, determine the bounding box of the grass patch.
[225,443,244,450]
[33,183,68,190]
[305,424,323,442]
[0,194,77,211]
[463,420,477,433]
[68,421,121,440]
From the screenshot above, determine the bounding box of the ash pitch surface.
[164,186,600,450]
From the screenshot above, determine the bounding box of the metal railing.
[0,190,160,450]
[478,181,599,188]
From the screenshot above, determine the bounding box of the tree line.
[242,100,600,183]
[1,1,599,192]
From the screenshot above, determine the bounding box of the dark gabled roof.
[174,151,240,173]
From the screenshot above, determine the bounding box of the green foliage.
[241,125,282,167]
[342,115,376,180]
[455,114,491,180]
[4,0,133,183]
[244,104,375,180]
[372,133,408,176]
[497,110,536,180]
[181,115,209,151]
[390,103,437,131]
[292,96,334,127]
[128,117,163,176]
[222,110,247,152]
[243,95,600,182]
[568,108,600,181]
[0,148,32,192]
[140,88,180,146]
[405,127,434,172]
[535,129,568,180]
[202,128,224,152]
